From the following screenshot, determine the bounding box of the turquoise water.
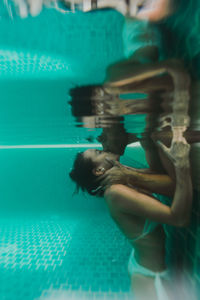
[0,146,145,300]
[0,7,134,300]
[0,1,200,300]
[0,79,147,146]
[0,213,132,300]
[0,6,124,80]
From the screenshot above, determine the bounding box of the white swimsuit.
[128,194,171,300]
[128,248,170,300]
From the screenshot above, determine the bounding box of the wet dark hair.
[69,85,117,121]
[69,85,101,117]
[69,152,104,196]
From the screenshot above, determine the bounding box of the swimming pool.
[0,146,147,300]
[0,2,200,300]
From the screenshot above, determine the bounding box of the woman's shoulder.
[104,184,134,212]
[104,184,125,198]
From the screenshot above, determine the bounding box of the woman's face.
[83,149,118,167]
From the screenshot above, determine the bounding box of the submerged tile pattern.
[0,213,132,300]
[0,8,124,80]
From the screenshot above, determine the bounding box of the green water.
[0,1,200,299]
[0,146,146,300]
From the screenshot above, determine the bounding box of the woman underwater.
[12,0,174,22]
[69,131,193,299]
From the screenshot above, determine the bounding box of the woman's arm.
[104,141,193,227]
[105,166,191,227]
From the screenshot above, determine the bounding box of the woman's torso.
[108,203,166,272]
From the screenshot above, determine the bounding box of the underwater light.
[0,143,140,149]
[0,144,102,149]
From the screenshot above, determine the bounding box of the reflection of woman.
[69,136,192,299]
[12,0,174,21]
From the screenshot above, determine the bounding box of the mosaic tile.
[0,213,132,300]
